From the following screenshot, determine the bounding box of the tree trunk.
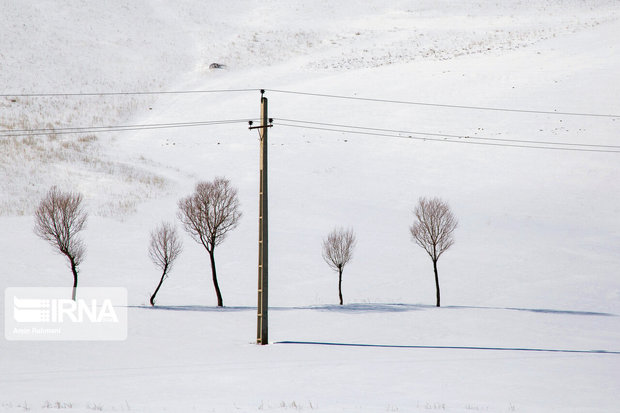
[70,257,78,301]
[433,259,440,307]
[338,267,343,306]
[150,265,168,306]
[209,250,223,307]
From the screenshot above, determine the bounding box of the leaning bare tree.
[148,222,183,306]
[410,197,458,307]
[34,186,88,301]
[322,227,356,305]
[177,177,241,307]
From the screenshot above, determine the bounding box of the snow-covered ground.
[1,1,619,411]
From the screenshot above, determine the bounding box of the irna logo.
[5,287,127,341]
[13,297,119,323]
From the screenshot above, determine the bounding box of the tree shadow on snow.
[274,303,429,313]
[129,303,616,317]
[444,305,617,317]
[129,305,254,312]
[130,303,426,313]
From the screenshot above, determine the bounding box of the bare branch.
[409,197,457,307]
[148,221,183,273]
[410,197,457,261]
[177,176,242,307]
[322,227,356,305]
[322,227,356,272]
[148,221,183,306]
[177,177,242,252]
[33,186,88,299]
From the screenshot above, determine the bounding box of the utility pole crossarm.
[248,122,273,131]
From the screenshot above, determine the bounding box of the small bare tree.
[148,222,183,306]
[322,227,356,305]
[410,197,458,307]
[34,186,88,301]
[177,177,242,307]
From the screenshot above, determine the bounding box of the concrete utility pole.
[249,90,272,345]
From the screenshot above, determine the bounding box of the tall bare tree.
[177,177,241,307]
[148,221,183,306]
[322,227,356,305]
[34,186,88,301]
[410,197,458,307]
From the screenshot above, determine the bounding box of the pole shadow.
[275,341,620,355]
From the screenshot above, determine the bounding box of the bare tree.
[34,186,88,301]
[410,197,458,307]
[322,227,356,305]
[177,177,242,307]
[148,222,183,306]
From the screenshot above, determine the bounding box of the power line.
[4,115,615,153]
[277,118,620,149]
[0,89,259,98]
[0,119,255,138]
[4,87,618,118]
[267,89,620,119]
[275,121,620,154]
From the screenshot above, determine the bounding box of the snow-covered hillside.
[1,1,619,412]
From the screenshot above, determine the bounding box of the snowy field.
[1,0,620,411]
